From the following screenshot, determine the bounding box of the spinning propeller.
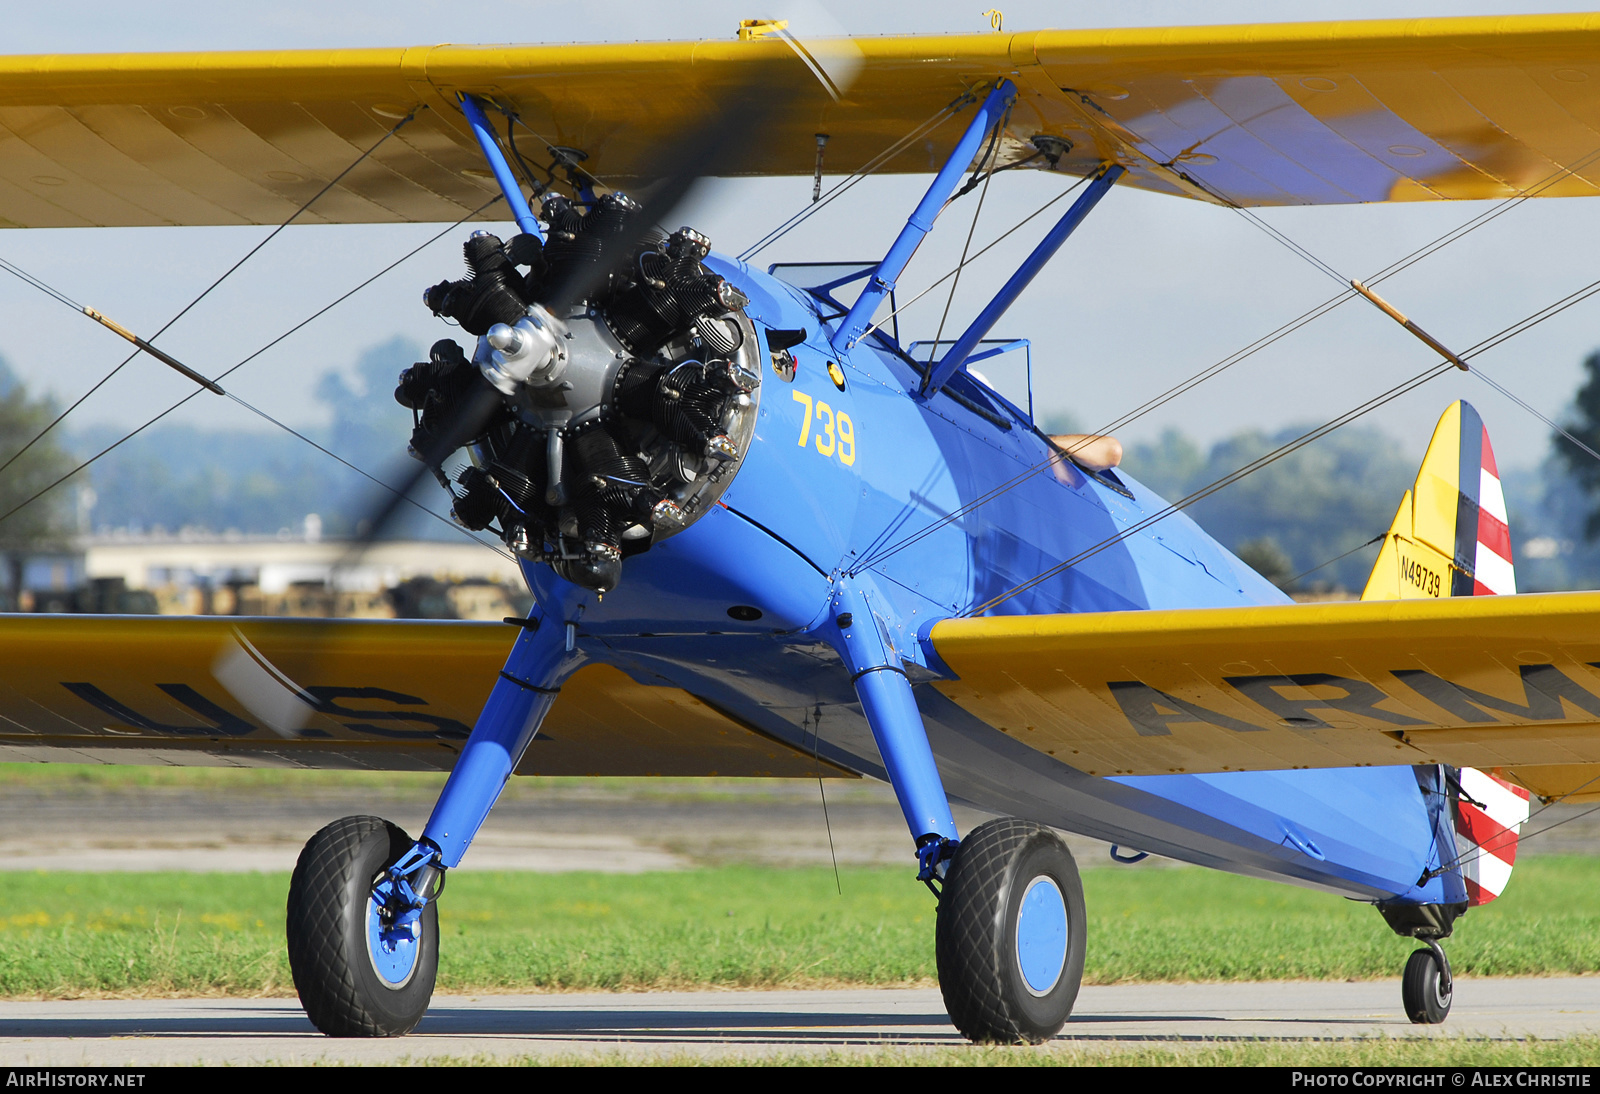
[348,68,815,596]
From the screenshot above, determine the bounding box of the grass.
[0,762,880,804]
[3,857,1600,998]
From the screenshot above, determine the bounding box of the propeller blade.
[541,78,788,315]
[338,378,504,568]
[339,54,844,583]
[345,79,790,553]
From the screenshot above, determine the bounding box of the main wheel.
[286,815,439,1037]
[935,818,1086,1044]
[1401,946,1452,1024]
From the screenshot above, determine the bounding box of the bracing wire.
[1474,364,1600,466]
[223,391,514,562]
[966,361,1459,615]
[850,286,1360,574]
[853,173,1090,347]
[0,257,83,312]
[1366,143,1600,293]
[1423,767,1600,883]
[968,265,1600,616]
[926,111,1005,364]
[738,93,975,262]
[853,141,1600,576]
[805,705,843,897]
[506,92,971,264]
[0,197,506,544]
[1089,135,1600,434]
[0,109,420,483]
[1225,200,1349,287]
[1283,532,1385,589]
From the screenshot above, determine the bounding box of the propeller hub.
[480,310,567,395]
[401,211,762,595]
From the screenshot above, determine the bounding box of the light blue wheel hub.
[366,895,421,988]
[1015,876,1068,996]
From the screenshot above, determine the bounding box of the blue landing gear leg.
[286,616,578,1037]
[829,580,1083,1044]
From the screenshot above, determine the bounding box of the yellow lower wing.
[930,592,1600,801]
[0,615,843,778]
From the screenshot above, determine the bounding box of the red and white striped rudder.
[1473,423,1515,596]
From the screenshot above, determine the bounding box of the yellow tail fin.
[1361,400,1514,601]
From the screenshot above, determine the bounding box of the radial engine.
[396,193,762,593]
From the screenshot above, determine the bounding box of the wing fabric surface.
[929,591,1600,800]
[0,615,843,777]
[3,14,1600,225]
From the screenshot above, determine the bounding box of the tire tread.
[937,818,1077,1043]
[1401,947,1451,1025]
[286,815,431,1037]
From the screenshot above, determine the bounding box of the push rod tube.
[829,81,1016,355]
[922,163,1124,397]
[459,93,544,242]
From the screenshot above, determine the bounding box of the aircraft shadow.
[0,1004,1383,1044]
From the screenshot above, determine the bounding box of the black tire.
[286,815,439,1037]
[935,818,1086,1044]
[1401,947,1452,1024]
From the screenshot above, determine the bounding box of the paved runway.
[9,777,1598,874]
[0,778,1020,873]
[3,978,1599,1064]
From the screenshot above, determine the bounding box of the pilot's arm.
[1049,433,1123,473]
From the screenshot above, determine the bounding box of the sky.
[1,1,1600,472]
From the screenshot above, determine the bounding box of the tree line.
[3,340,1600,598]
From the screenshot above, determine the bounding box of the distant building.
[13,532,530,620]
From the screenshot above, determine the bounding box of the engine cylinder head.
[423,233,530,336]
[415,207,761,595]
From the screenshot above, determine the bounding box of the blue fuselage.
[521,256,1456,907]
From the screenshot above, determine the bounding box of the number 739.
[792,390,856,466]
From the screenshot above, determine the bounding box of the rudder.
[1362,400,1515,601]
[1363,401,1529,906]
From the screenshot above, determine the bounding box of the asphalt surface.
[0,777,1021,872]
[2,776,1596,1064]
[3,775,1595,872]
[1,979,1597,1064]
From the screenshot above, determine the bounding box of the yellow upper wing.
[0,615,843,778]
[4,13,1600,225]
[931,590,1600,802]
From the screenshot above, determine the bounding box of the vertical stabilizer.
[1362,401,1527,905]
[1361,401,1515,601]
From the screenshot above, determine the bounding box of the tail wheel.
[935,818,1086,1044]
[286,815,439,1037]
[1401,944,1453,1024]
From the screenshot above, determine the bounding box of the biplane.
[0,12,1598,1043]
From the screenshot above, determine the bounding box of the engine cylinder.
[404,194,762,593]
